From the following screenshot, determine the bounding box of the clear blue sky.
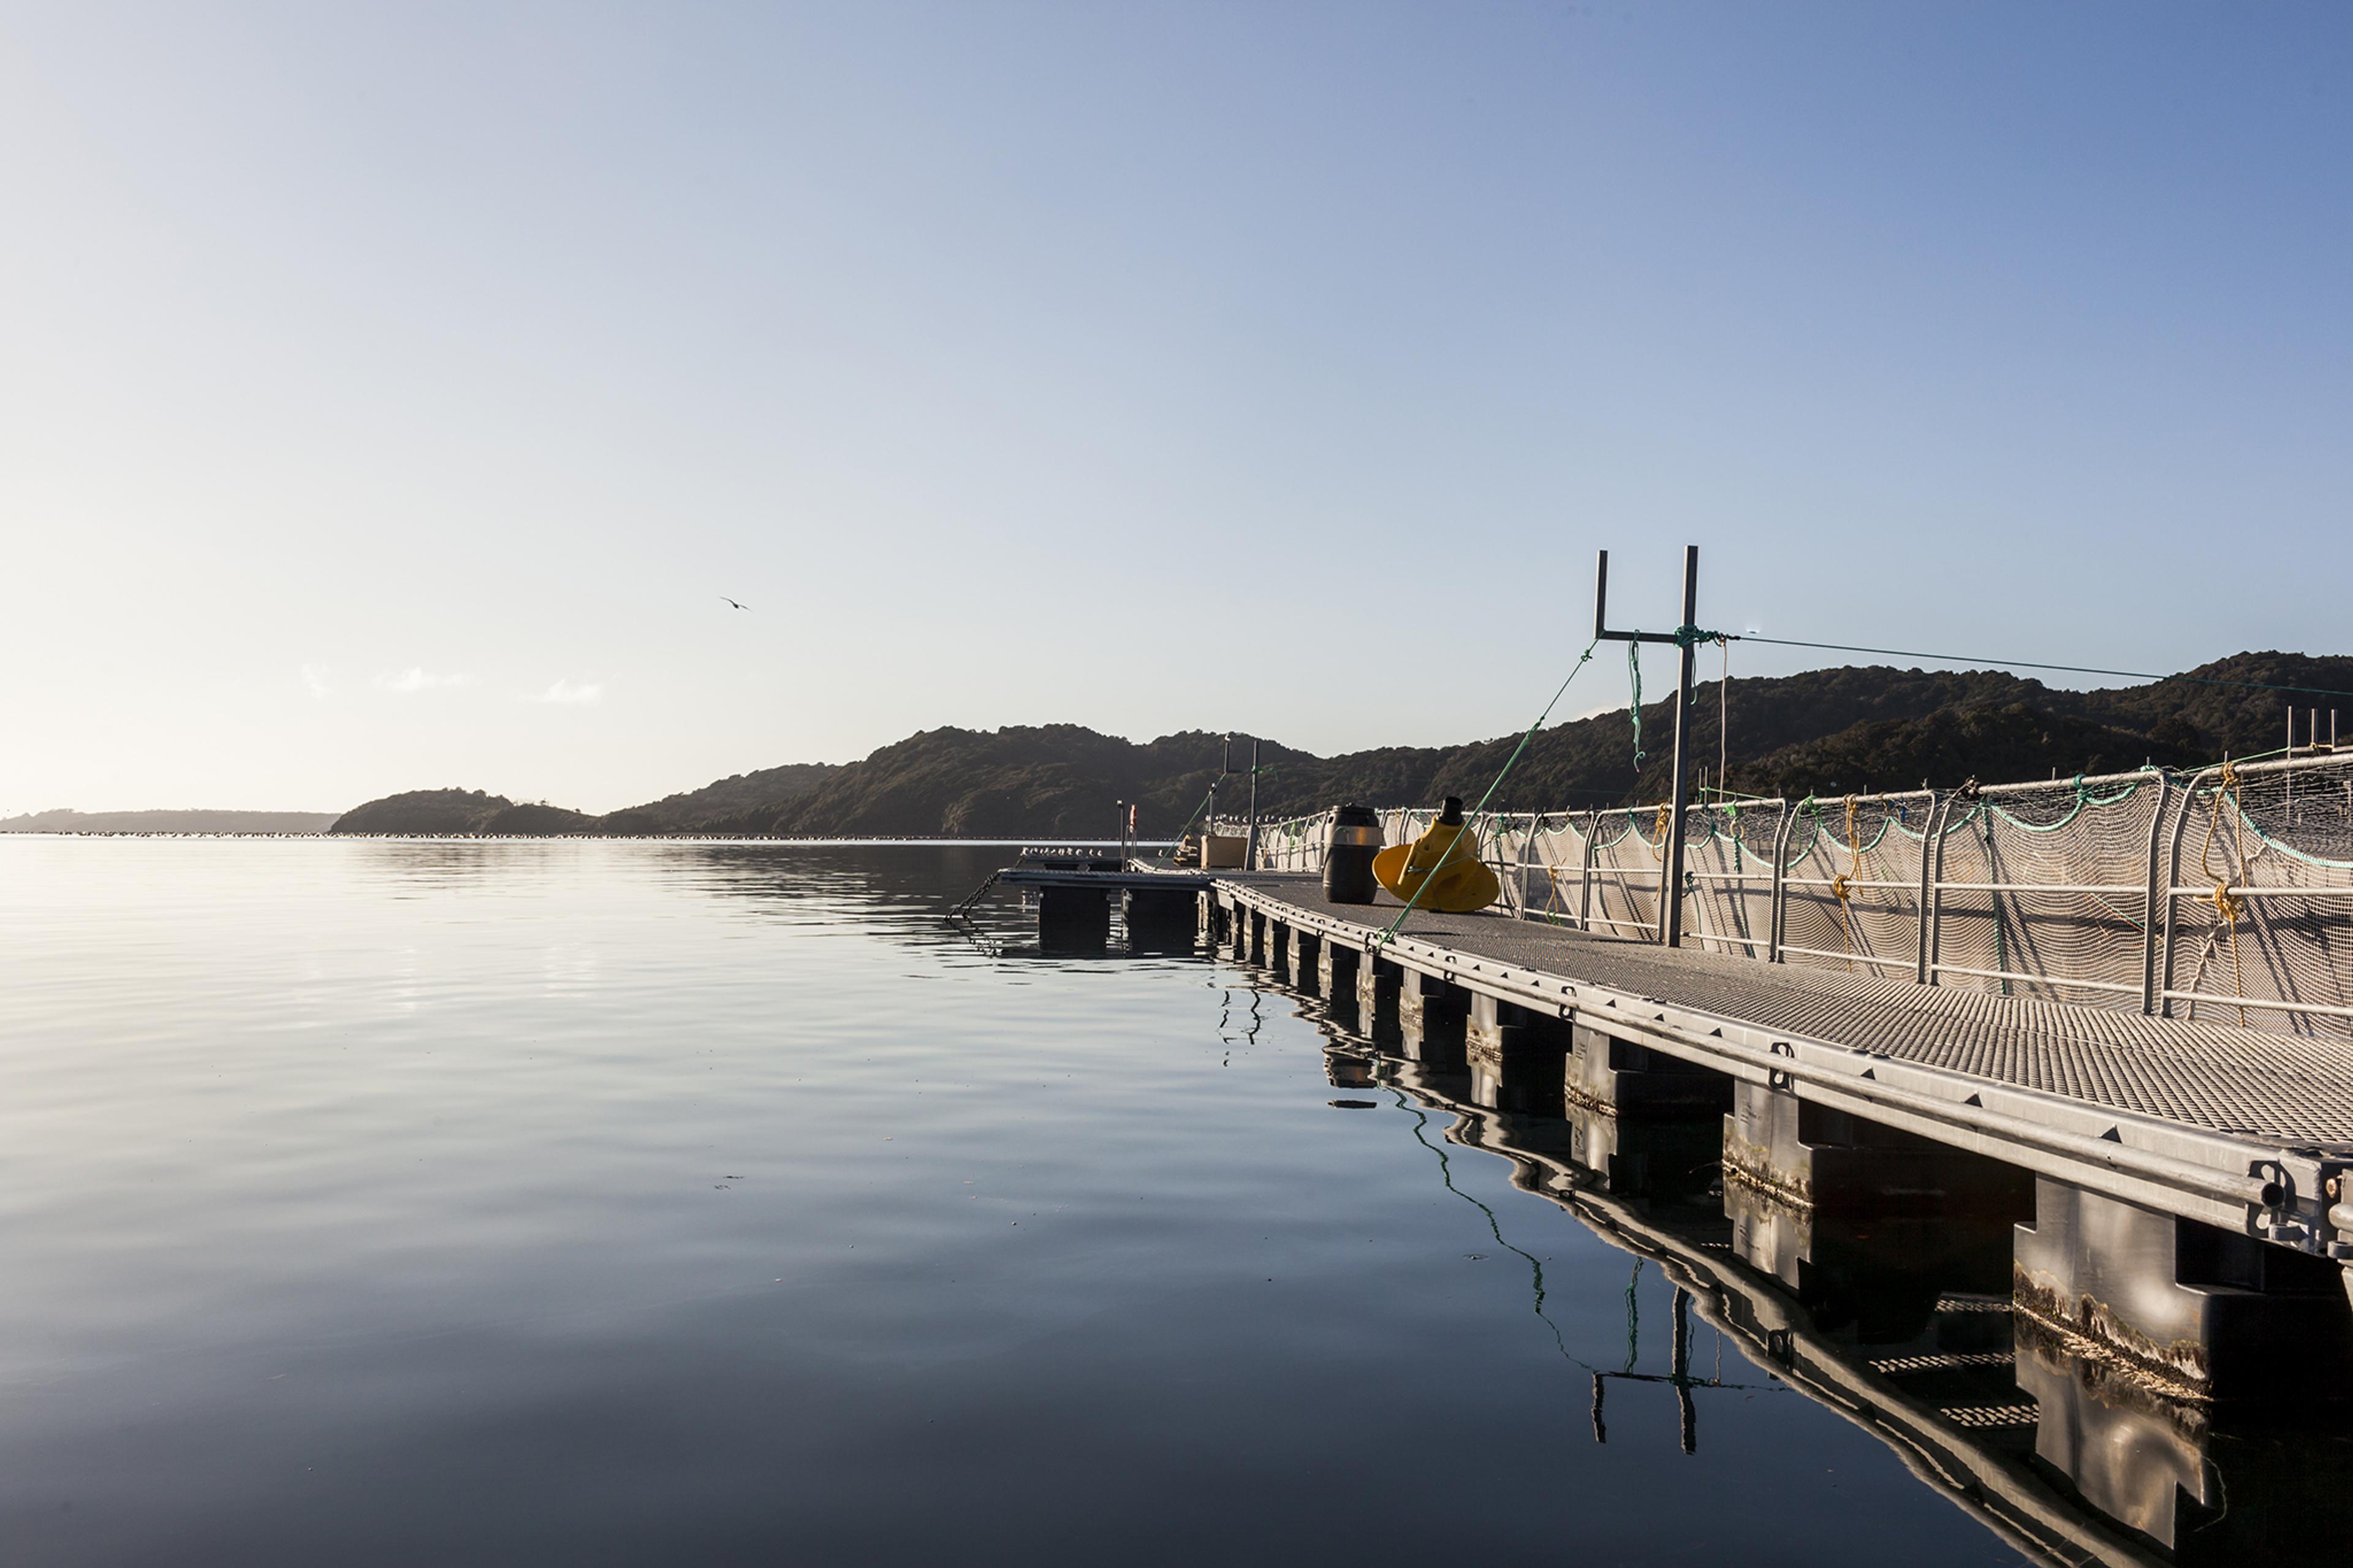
[3,2,2347,812]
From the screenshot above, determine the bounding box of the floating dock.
[1180,868,2353,1408]
[968,749,2353,1418]
[1335,1032,2344,1566]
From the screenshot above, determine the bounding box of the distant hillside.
[338,789,502,835]
[329,765,837,836]
[0,809,339,835]
[595,762,837,835]
[328,651,2353,838]
[701,727,1314,839]
[330,789,596,836]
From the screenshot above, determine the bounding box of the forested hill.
[329,652,2352,838]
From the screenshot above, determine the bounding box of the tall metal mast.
[1594,545,1703,947]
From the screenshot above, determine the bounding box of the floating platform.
[1207,869,2353,1409]
[1214,871,2352,1235]
[995,865,1214,893]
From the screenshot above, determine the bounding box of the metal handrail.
[1929,881,2147,895]
[1781,874,1927,891]
[1251,754,2353,1032]
[2161,991,2353,1021]
[2164,882,2353,898]
[1776,944,1915,971]
[2161,755,2353,1023]
[1935,963,2144,997]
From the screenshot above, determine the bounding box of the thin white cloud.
[376,667,474,694]
[301,663,332,699]
[532,679,604,706]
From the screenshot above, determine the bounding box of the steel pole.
[1660,546,1699,947]
[1246,737,1260,869]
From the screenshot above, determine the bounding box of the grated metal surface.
[1223,873,2353,1147]
[1868,1353,2017,1375]
[1939,1405,2040,1430]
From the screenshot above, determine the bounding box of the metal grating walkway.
[1219,872,2353,1149]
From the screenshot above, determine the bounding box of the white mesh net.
[1775,790,1933,979]
[1930,771,2164,1009]
[1216,754,2353,1039]
[1680,800,1784,958]
[2163,757,2353,1034]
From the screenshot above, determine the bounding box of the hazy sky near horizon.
[4,2,2348,813]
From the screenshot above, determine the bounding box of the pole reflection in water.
[862,849,2353,1564]
[1240,936,2353,1568]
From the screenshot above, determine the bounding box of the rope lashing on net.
[2197,759,2251,1025]
[1833,795,1862,969]
[1825,797,1856,905]
[1626,626,1725,776]
[1377,638,1602,946]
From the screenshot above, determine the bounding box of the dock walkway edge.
[1209,872,2353,1257]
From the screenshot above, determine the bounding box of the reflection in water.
[1244,934,2353,1567]
[13,838,2345,1567]
[1380,1076,1765,1456]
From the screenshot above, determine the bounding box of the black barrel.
[1323,803,1385,904]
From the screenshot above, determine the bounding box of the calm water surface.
[0,838,2028,1565]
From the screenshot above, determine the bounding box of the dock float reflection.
[1203,884,2353,1567]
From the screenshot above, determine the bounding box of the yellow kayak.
[1373,803,1501,913]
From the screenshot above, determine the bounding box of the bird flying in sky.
[721,597,749,611]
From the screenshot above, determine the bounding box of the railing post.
[1515,809,1534,909]
[2140,771,2171,1013]
[2158,766,2211,1018]
[1767,806,1796,963]
[1578,811,1599,931]
[1521,813,1536,919]
[1916,791,1951,985]
[1926,792,1958,985]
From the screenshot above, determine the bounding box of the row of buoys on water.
[1322,796,1500,913]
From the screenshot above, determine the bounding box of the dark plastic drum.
[1323,803,1385,904]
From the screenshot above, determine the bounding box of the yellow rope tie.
[1832,796,1862,969]
[1651,802,1677,927]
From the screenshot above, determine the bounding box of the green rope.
[1728,634,2353,706]
[1377,638,1603,947]
[1988,773,2150,833]
[1150,783,1219,868]
[1627,644,1646,771]
[1389,1086,1598,1373]
[1590,812,1639,849]
[1938,800,1986,838]
[2222,782,2353,870]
